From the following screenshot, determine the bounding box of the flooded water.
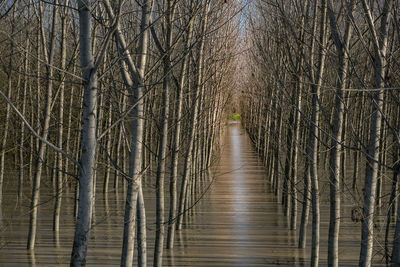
[0,121,389,266]
[164,121,307,266]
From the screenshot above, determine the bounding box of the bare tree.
[70,0,99,264]
[359,1,392,266]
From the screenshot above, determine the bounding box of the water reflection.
[166,122,306,266]
[27,250,36,266]
[1,122,307,266]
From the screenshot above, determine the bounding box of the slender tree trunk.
[359,1,391,265]
[298,161,310,248]
[154,2,175,264]
[309,0,327,265]
[19,36,29,199]
[290,84,302,230]
[103,0,153,265]
[282,113,293,217]
[66,64,77,180]
[104,98,113,193]
[176,1,209,231]
[70,0,98,264]
[166,16,193,249]
[54,1,68,232]
[273,96,282,198]
[326,1,353,265]
[27,2,58,249]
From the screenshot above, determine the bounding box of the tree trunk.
[54,1,68,233]
[309,0,327,265]
[176,1,209,230]
[359,1,391,265]
[326,1,353,265]
[103,0,153,265]
[153,2,175,265]
[70,0,98,264]
[27,1,58,249]
[166,14,193,250]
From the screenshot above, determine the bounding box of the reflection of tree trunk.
[70,0,98,264]
[137,184,147,267]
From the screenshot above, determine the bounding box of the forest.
[0,0,400,266]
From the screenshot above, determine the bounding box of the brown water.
[163,121,307,266]
[0,121,389,266]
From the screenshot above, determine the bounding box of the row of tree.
[240,0,400,266]
[0,0,239,266]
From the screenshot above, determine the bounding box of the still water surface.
[0,122,383,266]
[163,121,306,266]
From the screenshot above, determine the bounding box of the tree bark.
[359,1,391,265]
[326,1,354,265]
[27,1,58,249]
[176,1,209,230]
[70,0,98,264]
[54,0,68,233]
[166,8,194,250]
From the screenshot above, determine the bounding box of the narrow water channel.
[164,121,306,266]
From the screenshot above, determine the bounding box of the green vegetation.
[229,113,241,120]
